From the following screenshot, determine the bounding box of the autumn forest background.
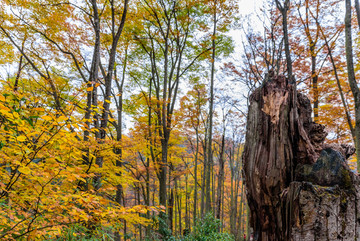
[0,0,358,240]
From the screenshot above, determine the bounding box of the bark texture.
[243,75,359,240]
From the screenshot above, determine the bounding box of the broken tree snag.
[243,75,297,240]
[243,74,359,240]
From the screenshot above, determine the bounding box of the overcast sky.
[238,0,260,15]
[228,0,264,58]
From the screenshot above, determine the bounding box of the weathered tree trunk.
[243,74,358,240]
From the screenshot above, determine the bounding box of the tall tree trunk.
[160,137,170,235]
[298,0,320,123]
[146,75,153,239]
[205,0,217,214]
[93,0,129,189]
[84,0,101,143]
[174,184,177,235]
[311,50,318,122]
[168,188,174,234]
[276,0,292,79]
[355,0,360,27]
[212,160,216,215]
[229,147,235,235]
[193,128,199,225]
[114,47,127,241]
[318,24,355,139]
[237,181,244,241]
[185,172,189,231]
[176,178,182,235]
[201,138,207,217]
[345,0,360,173]
[216,133,225,220]
[220,170,225,232]
[14,54,24,92]
[137,187,142,241]
[246,204,250,240]
[167,162,173,234]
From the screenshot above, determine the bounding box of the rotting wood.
[243,75,359,240]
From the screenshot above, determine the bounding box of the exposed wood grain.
[243,75,360,240]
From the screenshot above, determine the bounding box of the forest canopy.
[0,0,359,240]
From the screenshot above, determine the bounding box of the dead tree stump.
[243,75,359,240]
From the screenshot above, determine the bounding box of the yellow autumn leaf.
[57,116,67,122]
[0,105,10,111]
[42,116,52,121]
[91,128,99,132]
[86,86,93,92]
[0,95,5,101]
[17,136,26,142]
[18,166,31,175]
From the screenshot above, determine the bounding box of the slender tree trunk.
[345,0,360,172]
[81,0,101,195]
[91,0,101,176]
[176,179,182,235]
[311,50,318,122]
[201,139,207,217]
[14,55,24,92]
[216,133,225,220]
[99,0,129,142]
[246,204,250,241]
[174,184,177,235]
[93,0,129,189]
[114,47,127,241]
[185,172,189,231]
[276,0,292,79]
[355,0,360,27]
[168,188,174,233]
[319,25,355,139]
[235,153,242,238]
[193,128,199,225]
[145,155,151,237]
[84,0,101,142]
[160,137,170,230]
[221,171,225,232]
[229,148,235,235]
[237,182,244,241]
[212,162,216,215]
[158,9,172,232]
[298,0,320,122]
[136,187,142,241]
[146,75,153,239]
[205,0,217,214]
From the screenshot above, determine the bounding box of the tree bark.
[355,0,360,28]
[216,132,225,220]
[205,0,217,214]
[276,0,292,79]
[243,74,359,240]
[318,23,355,140]
[193,128,199,226]
[345,0,360,173]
